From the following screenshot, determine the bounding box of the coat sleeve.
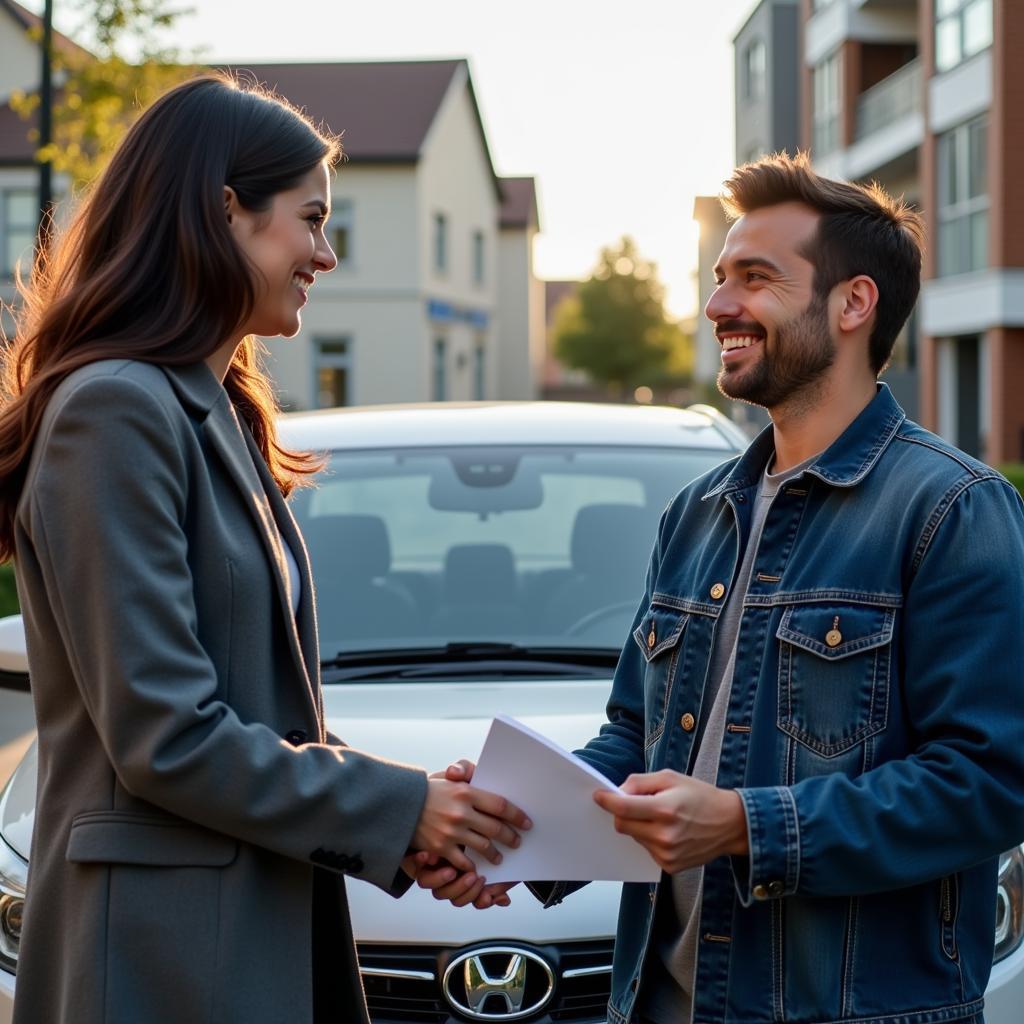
[733,475,1024,904]
[22,370,428,893]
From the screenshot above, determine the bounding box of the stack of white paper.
[469,714,660,883]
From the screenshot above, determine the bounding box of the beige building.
[0,19,545,407]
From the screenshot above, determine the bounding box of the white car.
[0,400,1022,1024]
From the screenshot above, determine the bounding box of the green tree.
[554,237,691,399]
[11,0,199,187]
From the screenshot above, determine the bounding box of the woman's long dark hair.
[0,72,341,561]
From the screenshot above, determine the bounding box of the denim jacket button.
[710,582,726,600]
[767,880,784,897]
[752,883,769,900]
[681,713,696,732]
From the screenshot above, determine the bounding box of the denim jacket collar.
[702,383,906,501]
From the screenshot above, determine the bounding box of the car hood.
[1,677,623,943]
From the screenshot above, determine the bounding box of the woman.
[0,74,527,1024]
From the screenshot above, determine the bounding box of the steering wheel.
[565,601,639,637]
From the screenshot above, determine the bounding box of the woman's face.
[228,162,337,339]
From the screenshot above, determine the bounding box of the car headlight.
[0,836,26,974]
[994,844,1024,964]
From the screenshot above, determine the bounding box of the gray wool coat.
[11,359,429,1024]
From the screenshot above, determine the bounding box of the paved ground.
[0,689,35,786]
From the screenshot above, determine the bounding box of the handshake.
[401,756,749,908]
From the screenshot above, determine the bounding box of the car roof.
[279,401,742,452]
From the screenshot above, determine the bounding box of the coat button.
[285,729,308,746]
[767,880,784,897]
[647,626,657,649]
[709,583,726,600]
[752,883,769,900]
[680,713,696,732]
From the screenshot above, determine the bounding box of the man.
[417,154,1024,1024]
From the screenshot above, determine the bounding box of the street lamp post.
[36,0,54,258]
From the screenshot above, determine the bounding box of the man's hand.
[593,770,749,875]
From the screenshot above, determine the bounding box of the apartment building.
[0,3,544,407]
[803,0,1020,462]
[692,0,800,432]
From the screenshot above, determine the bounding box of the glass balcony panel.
[854,59,922,141]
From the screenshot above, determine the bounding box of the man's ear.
[837,275,879,335]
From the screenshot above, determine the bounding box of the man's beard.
[717,294,835,410]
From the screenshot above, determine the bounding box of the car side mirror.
[0,616,29,691]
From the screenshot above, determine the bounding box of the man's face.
[706,202,835,411]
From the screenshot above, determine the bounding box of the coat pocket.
[776,603,894,757]
[66,810,239,867]
[633,604,690,747]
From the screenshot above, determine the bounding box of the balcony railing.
[855,58,922,140]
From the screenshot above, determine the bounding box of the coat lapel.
[243,428,324,723]
[202,393,322,728]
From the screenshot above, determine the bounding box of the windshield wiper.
[320,643,621,681]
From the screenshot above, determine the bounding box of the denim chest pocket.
[633,605,690,746]
[776,603,895,757]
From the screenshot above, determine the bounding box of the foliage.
[553,237,692,399]
[999,464,1024,498]
[10,0,199,187]
[0,563,18,618]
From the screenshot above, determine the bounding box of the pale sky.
[41,0,759,316]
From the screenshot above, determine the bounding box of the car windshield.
[289,445,730,666]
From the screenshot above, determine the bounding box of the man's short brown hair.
[720,152,925,376]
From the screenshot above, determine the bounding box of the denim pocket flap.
[66,810,239,867]
[776,604,894,660]
[633,605,689,662]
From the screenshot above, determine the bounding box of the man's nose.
[705,281,742,324]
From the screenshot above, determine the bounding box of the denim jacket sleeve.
[734,476,1024,904]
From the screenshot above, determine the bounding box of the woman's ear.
[224,186,239,226]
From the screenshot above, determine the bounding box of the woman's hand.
[411,760,532,873]
[408,850,519,908]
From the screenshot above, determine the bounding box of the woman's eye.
[307,215,325,230]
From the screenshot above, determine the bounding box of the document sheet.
[469,714,660,883]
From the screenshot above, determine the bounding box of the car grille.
[358,939,613,1023]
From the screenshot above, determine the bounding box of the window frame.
[313,336,353,410]
[1,188,38,278]
[936,115,989,278]
[935,0,992,74]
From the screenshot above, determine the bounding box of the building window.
[936,116,988,277]
[434,213,448,274]
[330,199,353,267]
[936,0,992,73]
[742,39,766,101]
[472,230,485,285]
[473,337,486,399]
[812,51,842,157]
[2,190,37,277]
[314,338,351,409]
[433,336,447,401]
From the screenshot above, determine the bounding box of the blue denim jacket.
[552,386,1024,1024]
